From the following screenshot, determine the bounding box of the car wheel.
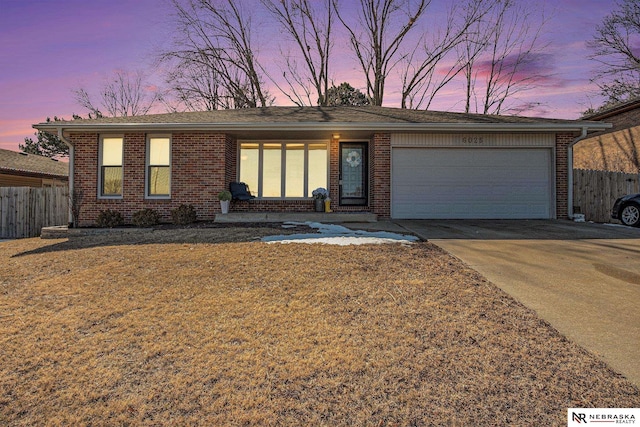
[620,203,640,227]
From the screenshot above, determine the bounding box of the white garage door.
[392,148,552,219]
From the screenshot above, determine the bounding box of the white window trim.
[238,140,329,199]
[145,134,172,199]
[98,135,124,199]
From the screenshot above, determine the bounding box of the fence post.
[0,186,69,239]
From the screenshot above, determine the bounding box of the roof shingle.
[36,106,595,126]
[0,149,69,178]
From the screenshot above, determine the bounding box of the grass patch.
[1,229,638,426]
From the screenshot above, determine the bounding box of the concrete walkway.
[360,220,640,386]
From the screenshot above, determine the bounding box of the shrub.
[95,209,124,228]
[132,208,160,227]
[218,190,232,201]
[171,204,197,225]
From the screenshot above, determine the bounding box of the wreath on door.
[346,150,362,168]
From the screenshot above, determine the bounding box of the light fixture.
[332,133,341,140]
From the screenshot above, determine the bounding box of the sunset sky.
[0,0,616,153]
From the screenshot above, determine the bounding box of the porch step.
[214,212,377,223]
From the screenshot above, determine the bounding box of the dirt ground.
[1,225,638,426]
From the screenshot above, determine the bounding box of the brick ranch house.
[33,106,609,227]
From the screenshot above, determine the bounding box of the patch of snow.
[262,222,419,245]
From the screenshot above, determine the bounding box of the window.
[99,136,123,197]
[239,142,328,198]
[262,143,282,197]
[146,136,171,197]
[285,143,304,197]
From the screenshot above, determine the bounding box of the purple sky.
[0,0,615,152]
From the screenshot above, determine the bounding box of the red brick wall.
[230,199,316,212]
[72,132,99,226]
[556,132,574,219]
[171,132,227,217]
[70,132,228,226]
[72,131,379,224]
[71,130,567,224]
[224,135,237,189]
[371,133,391,219]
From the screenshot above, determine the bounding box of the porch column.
[556,132,573,219]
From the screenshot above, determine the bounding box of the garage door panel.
[392,148,552,219]
[395,201,550,219]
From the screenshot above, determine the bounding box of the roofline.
[583,97,640,120]
[34,121,612,136]
[0,167,69,179]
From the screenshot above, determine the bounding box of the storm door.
[339,142,368,206]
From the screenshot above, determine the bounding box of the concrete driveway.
[394,220,640,387]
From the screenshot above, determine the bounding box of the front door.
[339,142,368,206]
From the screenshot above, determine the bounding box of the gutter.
[35,121,611,134]
[0,168,68,180]
[56,127,74,226]
[567,127,589,219]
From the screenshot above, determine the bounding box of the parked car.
[611,193,640,227]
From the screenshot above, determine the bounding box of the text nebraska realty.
[572,412,636,424]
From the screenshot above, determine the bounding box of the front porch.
[214,212,378,223]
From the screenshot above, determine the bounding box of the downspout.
[57,127,74,226]
[567,127,588,219]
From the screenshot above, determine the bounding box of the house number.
[462,136,484,144]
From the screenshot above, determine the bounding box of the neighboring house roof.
[34,106,610,139]
[0,148,69,179]
[582,97,640,121]
[579,97,640,139]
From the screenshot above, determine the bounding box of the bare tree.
[262,0,333,106]
[334,0,428,106]
[161,0,272,110]
[74,70,160,117]
[69,188,84,229]
[399,0,495,109]
[611,130,640,173]
[164,51,232,111]
[459,0,549,115]
[575,129,640,174]
[589,0,640,106]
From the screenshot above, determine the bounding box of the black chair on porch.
[229,182,256,201]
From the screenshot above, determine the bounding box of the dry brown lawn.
[1,226,638,426]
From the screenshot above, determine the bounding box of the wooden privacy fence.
[0,186,69,238]
[573,169,639,223]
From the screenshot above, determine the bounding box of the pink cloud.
[472,52,565,88]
